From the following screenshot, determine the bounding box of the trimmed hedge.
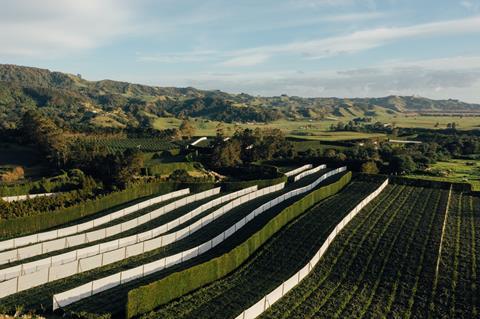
[126,171,352,318]
[0,181,214,239]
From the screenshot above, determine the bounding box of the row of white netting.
[1,192,58,203]
[0,187,258,283]
[52,167,346,310]
[234,178,389,319]
[0,186,267,299]
[284,165,312,177]
[293,164,326,182]
[0,189,219,265]
[0,189,190,254]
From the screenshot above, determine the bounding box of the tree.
[390,154,416,174]
[361,161,379,174]
[111,149,144,188]
[215,123,226,140]
[179,119,195,139]
[211,140,242,168]
[324,149,337,158]
[21,110,69,167]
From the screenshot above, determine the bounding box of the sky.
[1,0,480,102]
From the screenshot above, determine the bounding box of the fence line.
[52,167,346,310]
[0,187,257,282]
[234,178,389,319]
[0,189,190,254]
[0,186,264,298]
[284,165,312,177]
[293,165,326,182]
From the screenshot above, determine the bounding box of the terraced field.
[0,168,342,316]
[138,180,383,319]
[258,185,479,319]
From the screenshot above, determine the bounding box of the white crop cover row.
[0,189,190,253]
[0,187,258,290]
[293,164,327,182]
[52,167,345,310]
[0,188,221,266]
[284,164,312,177]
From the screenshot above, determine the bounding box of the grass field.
[261,184,479,318]
[408,159,480,191]
[153,113,480,141]
[0,170,339,315]
[137,180,382,319]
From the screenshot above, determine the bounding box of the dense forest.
[1,64,480,132]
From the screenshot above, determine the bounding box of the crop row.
[87,138,179,153]
[429,191,479,318]
[133,180,383,319]
[0,169,333,315]
[260,184,480,319]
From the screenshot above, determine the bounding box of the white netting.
[0,188,190,255]
[53,168,348,310]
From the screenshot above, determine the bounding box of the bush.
[126,172,352,318]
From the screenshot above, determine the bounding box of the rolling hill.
[1,64,479,131]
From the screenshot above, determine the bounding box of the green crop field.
[136,180,382,319]
[0,170,339,315]
[261,184,479,319]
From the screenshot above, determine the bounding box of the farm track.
[136,180,382,319]
[0,170,334,314]
[260,185,479,319]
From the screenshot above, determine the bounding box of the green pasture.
[407,159,480,191]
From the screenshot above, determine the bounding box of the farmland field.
[0,169,341,315]
[154,115,479,141]
[260,184,479,319]
[136,179,384,319]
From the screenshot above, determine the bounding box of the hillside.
[1,64,479,131]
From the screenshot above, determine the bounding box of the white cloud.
[137,50,218,63]
[155,55,480,103]
[461,0,480,11]
[0,0,138,57]
[224,15,480,63]
[219,53,270,67]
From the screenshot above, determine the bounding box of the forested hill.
[1,64,479,131]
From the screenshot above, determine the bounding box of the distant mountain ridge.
[0,64,479,131]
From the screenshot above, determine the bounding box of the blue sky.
[1,0,480,102]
